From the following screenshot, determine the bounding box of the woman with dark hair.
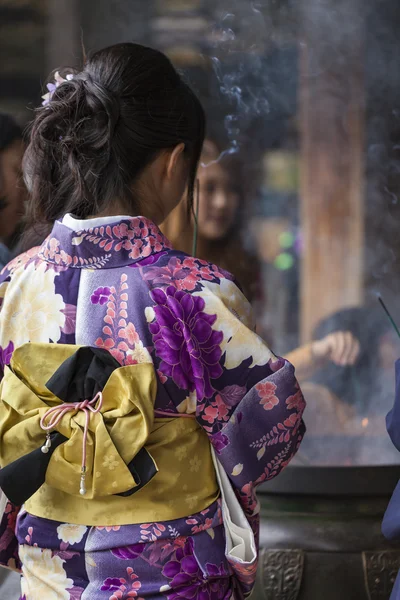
[0,113,25,268]
[0,44,304,599]
[162,133,260,302]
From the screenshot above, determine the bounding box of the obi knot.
[0,343,158,504]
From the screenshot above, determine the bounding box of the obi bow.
[0,343,158,505]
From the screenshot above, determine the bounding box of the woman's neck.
[89,201,163,226]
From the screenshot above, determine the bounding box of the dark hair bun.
[24,43,205,227]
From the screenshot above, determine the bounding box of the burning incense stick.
[378,296,400,340]
[191,180,200,257]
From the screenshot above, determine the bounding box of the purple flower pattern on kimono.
[149,286,223,400]
[91,286,112,305]
[162,537,231,599]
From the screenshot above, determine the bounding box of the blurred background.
[2,0,400,463]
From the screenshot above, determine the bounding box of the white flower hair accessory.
[42,71,74,106]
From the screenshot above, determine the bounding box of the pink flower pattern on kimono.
[38,218,172,270]
[77,218,170,259]
[97,526,121,533]
[256,381,279,411]
[226,556,258,590]
[5,502,19,536]
[188,518,214,535]
[2,246,40,275]
[141,256,229,292]
[250,408,304,452]
[94,274,150,365]
[140,523,166,543]
[284,411,303,432]
[149,287,223,400]
[255,444,294,486]
[286,388,306,413]
[171,257,228,292]
[238,483,259,515]
[202,395,230,425]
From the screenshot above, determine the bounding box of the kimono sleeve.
[386,359,400,453]
[190,278,306,517]
[0,265,21,571]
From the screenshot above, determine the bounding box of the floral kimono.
[0,214,305,600]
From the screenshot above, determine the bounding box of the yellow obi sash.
[0,343,219,526]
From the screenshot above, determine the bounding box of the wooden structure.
[299,0,365,342]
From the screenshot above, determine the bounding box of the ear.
[166,143,185,179]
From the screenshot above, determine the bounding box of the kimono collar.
[38,215,173,270]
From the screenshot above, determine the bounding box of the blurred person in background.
[162,133,362,383]
[295,306,399,464]
[162,133,260,302]
[0,114,25,268]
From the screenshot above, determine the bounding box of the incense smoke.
[201,4,277,166]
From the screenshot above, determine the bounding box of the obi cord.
[40,390,104,495]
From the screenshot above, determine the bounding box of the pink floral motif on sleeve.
[239,443,295,514]
[2,246,40,275]
[141,256,231,292]
[250,407,303,453]
[256,381,279,411]
[286,387,306,413]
